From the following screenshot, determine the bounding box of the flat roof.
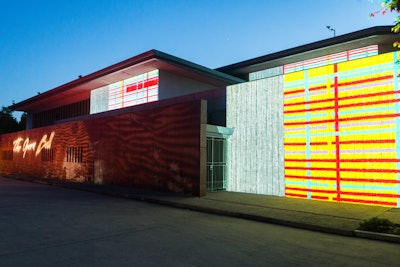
[216,26,397,80]
[11,49,244,112]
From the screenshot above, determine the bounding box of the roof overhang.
[11,49,244,113]
[216,26,398,80]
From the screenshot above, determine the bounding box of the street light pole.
[326,26,336,37]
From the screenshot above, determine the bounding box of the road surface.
[0,176,398,266]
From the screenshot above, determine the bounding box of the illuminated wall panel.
[90,85,109,114]
[283,45,378,74]
[249,45,378,81]
[227,76,285,195]
[284,52,400,207]
[108,69,159,111]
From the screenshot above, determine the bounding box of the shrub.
[358,217,396,234]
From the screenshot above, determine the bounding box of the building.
[223,26,400,207]
[1,26,400,207]
[1,50,242,196]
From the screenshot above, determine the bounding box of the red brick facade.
[0,100,207,196]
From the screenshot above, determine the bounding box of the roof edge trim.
[216,26,394,73]
[10,49,244,111]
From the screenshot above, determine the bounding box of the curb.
[354,230,400,244]
[142,198,355,237]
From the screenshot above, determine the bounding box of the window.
[66,147,83,163]
[2,150,13,161]
[41,148,54,162]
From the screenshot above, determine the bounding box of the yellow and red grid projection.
[284,52,400,207]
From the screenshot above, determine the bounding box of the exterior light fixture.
[326,26,336,37]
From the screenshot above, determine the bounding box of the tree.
[0,106,20,134]
[18,112,27,131]
[370,0,400,46]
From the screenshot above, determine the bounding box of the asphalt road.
[0,176,399,267]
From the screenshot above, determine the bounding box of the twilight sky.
[0,0,395,115]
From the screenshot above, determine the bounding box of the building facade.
[1,50,241,196]
[224,26,400,207]
[1,26,400,207]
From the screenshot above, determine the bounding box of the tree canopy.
[0,107,26,134]
[370,0,400,46]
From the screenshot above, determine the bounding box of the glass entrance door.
[206,137,227,191]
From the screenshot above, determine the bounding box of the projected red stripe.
[286,196,398,206]
[126,77,158,92]
[333,198,397,207]
[284,98,400,114]
[286,166,400,173]
[340,97,400,109]
[284,113,400,126]
[285,159,336,162]
[284,105,334,114]
[284,74,393,96]
[311,196,330,200]
[285,175,336,181]
[285,89,400,107]
[338,89,400,101]
[334,139,395,144]
[340,112,400,122]
[285,175,400,184]
[284,98,334,107]
[337,74,393,87]
[341,178,400,184]
[285,188,400,198]
[284,142,328,146]
[334,65,341,201]
[285,187,336,194]
[284,89,304,95]
[309,85,327,91]
[285,193,307,198]
[284,118,335,126]
[285,158,400,163]
[341,192,400,198]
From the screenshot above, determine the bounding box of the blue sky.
[0,0,395,116]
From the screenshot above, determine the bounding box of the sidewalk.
[4,174,400,243]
